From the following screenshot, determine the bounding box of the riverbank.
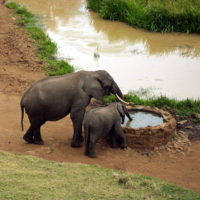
[5,1,74,76]
[88,0,200,33]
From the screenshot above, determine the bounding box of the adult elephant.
[20,70,127,147]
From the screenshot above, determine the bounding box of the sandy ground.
[0,1,200,194]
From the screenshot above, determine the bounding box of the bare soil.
[0,1,200,194]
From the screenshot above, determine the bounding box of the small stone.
[166,148,171,152]
[178,120,188,125]
[172,150,176,154]
[142,151,148,155]
[188,142,192,146]
[172,160,176,163]
[157,152,161,156]
[185,126,193,129]
[174,144,181,149]
[154,147,159,151]
[179,133,185,138]
[181,152,185,156]
[176,149,180,153]
[194,113,200,119]
[168,145,173,149]
[159,145,165,150]
[169,155,173,158]
[135,151,140,155]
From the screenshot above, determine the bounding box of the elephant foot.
[80,135,84,142]
[33,140,44,145]
[71,140,82,148]
[88,152,97,158]
[23,135,33,144]
[120,143,128,148]
[110,143,118,148]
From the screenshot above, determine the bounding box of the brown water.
[122,111,163,128]
[12,0,200,99]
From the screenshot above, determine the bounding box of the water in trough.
[122,111,163,128]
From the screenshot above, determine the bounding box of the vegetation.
[88,0,200,33]
[6,2,74,76]
[104,88,200,122]
[0,150,199,199]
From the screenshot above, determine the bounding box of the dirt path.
[0,1,200,194]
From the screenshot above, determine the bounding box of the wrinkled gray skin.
[20,70,124,148]
[84,102,133,158]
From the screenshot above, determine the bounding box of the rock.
[159,145,165,150]
[178,133,185,138]
[176,149,180,153]
[167,145,173,149]
[169,155,173,158]
[154,147,159,151]
[172,150,176,154]
[180,152,185,156]
[178,120,188,125]
[185,126,193,129]
[174,143,182,149]
[188,142,192,146]
[157,152,161,156]
[194,113,200,119]
[166,148,171,152]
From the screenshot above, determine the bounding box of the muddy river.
[12,0,200,99]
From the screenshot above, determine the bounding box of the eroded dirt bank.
[0,1,200,194]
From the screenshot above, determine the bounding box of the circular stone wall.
[123,105,177,149]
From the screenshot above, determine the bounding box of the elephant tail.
[21,105,24,131]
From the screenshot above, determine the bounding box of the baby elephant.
[84,102,133,158]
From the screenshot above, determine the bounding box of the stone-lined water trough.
[123,105,177,149]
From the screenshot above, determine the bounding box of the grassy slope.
[6,2,74,76]
[0,151,199,199]
[88,0,200,33]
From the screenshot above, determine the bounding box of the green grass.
[104,88,200,122]
[0,150,199,199]
[6,2,74,76]
[88,0,200,33]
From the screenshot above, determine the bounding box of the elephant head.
[116,102,133,124]
[82,70,124,102]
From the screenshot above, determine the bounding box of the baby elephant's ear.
[117,103,125,124]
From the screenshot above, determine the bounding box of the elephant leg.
[70,108,85,148]
[33,126,44,145]
[29,116,45,145]
[88,133,100,158]
[23,126,34,143]
[114,125,128,148]
[109,129,118,148]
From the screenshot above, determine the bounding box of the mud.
[0,1,200,194]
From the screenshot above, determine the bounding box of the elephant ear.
[117,103,125,124]
[82,76,105,102]
[82,71,114,103]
